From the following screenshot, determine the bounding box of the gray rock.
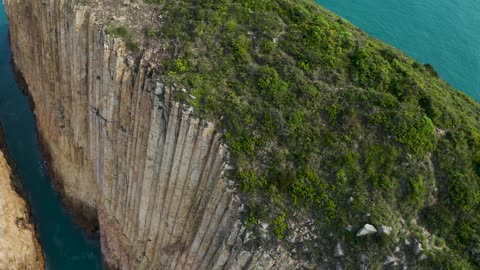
[243,231,255,243]
[260,222,269,230]
[111,15,126,22]
[286,231,297,244]
[334,242,344,257]
[379,225,393,235]
[356,224,377,236]
[413,241,423,255]
[384,256,399,265]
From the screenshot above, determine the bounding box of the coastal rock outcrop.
[0,147,44,269]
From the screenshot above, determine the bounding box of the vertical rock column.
[5,0,98,224]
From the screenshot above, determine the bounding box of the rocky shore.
[0,130,44,270]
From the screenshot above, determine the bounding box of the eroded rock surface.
[0,150,44,270]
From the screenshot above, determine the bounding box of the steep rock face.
[0,146,44,269]
[4,0,307,269]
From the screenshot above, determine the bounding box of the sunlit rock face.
[0,149,44,270]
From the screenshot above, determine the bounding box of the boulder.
[379,225,393,235]
[384,256,400,265]
[413,241,423,255]
[356,224,377,236]
[334,242,344,257]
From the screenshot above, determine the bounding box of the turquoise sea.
[317,0,480,101]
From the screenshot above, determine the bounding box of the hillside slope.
[142,0,480,268]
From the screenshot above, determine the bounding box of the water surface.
[0,3,104,270]
[316,0,480,100]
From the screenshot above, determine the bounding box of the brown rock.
[0,151,44,269]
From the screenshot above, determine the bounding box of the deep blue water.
[316,0,480,101]
[0,3,103,270]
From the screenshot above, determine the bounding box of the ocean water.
[316,0,480,101]
[0,3,104,270]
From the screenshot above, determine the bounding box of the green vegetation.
[105,24,140,52]
[140,0,480,267]
[273,213,288,239]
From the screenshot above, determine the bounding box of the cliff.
[5,0,480,269]
[0,137,44,269]
[4,0,310,269]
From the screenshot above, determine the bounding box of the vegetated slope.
[118,0,480,268]
[118,0,479,268]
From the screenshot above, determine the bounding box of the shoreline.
[0,124,45,269]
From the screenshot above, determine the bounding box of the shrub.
[105,24,140,53]
[392,107,436,155]
[105,25,128,37]
[273,213,288,239]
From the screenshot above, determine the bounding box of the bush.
[392,107,436,155]
[273,213,288,239]
[105,24,140,53]
[105,25,128,37]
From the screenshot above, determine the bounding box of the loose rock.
[413,240,423,255]
[334,242,344,257]
[379,225,393,235]
[384,256,400,265]
[356,224,377,236]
